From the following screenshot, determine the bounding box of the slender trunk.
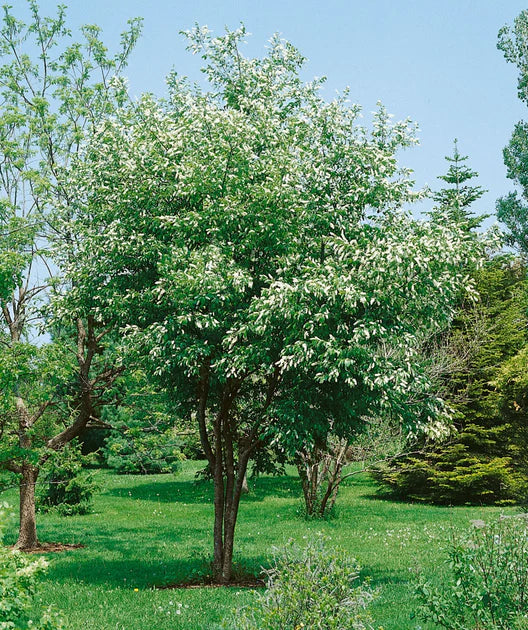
[297,450,319,516]
[211,385,253,583]
[301,475,311,514]
[310,455,319,509]
[241,472,249,494]
[297,456,313,515]
[212,412,225,580]
[220,455,251,582]
[208,369,279,583]
[222,468,235,579]
[212,403,248,583]
[319,441,348,516]
[15,464,39,550]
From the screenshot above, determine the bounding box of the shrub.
[227,535,379,630]
[78,426,112,464]
[374,446,528,506]
[37,443,99,516]
[179,427,205,460]
[105,429,183,475]
[101,369,186,473]
[0,469,16,493]
[415,515,528,629]
[373,258,528,506]
[0,503,66,629]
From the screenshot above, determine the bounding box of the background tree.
[291,137,491,517]
[497,10,528,255]
[374,147,528,505]
[0,1,141,549]
[61,26,482,582]
[102,367,184,475]
[430,139,486,229]
[374,257,528,504]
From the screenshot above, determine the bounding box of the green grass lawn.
[0,461,520,629]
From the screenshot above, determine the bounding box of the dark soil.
[12,542,84,553]
[155,577,265,590]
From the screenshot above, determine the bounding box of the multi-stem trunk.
[211,455,251,583]
[318,440,348,516]
[209,386,252,584]
[297,446,322,516]
[197,366,279,584]
[297,439,349,518]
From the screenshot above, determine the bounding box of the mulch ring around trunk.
[154,577,265,590]
[11,542,85,553]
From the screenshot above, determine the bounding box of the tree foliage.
[497,10,528,255]
[374,256,528,505]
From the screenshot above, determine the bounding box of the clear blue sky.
[32,0,528,220]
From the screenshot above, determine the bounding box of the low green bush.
[105,429,183,475]
[101,369,186,473]
[37,443,99,516]
[373,446,527,506]
[373,259,528,507]
[227,535,379,630]
[0,503,65,629]
[415,514,528,629]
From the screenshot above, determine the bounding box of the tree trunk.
[15,464,39,550]
[213,456,250,583]
[319,440,348,516]
[297,449,320,516]
[241,472,249,494]
[209,385,251,583]
[212,421,225,580]
[297,440,348,518]
[199,368,278,584]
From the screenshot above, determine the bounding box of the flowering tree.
[61,26,481,582]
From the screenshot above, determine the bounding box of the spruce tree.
[429,139,486,229]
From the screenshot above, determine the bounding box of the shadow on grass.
[42,521,412,591]
[106,474,300,504]
[244,475,300,502]
[361,490,423,505]
[46,548,272,590]
[361,489,492,509]
[341,472,376,487]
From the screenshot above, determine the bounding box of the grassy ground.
[0,461,519,629]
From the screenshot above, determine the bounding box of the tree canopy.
[497,10,528,255]
[57,25,483,581]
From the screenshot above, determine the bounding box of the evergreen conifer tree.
[375,148,528,505]
[429,140,486,229]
